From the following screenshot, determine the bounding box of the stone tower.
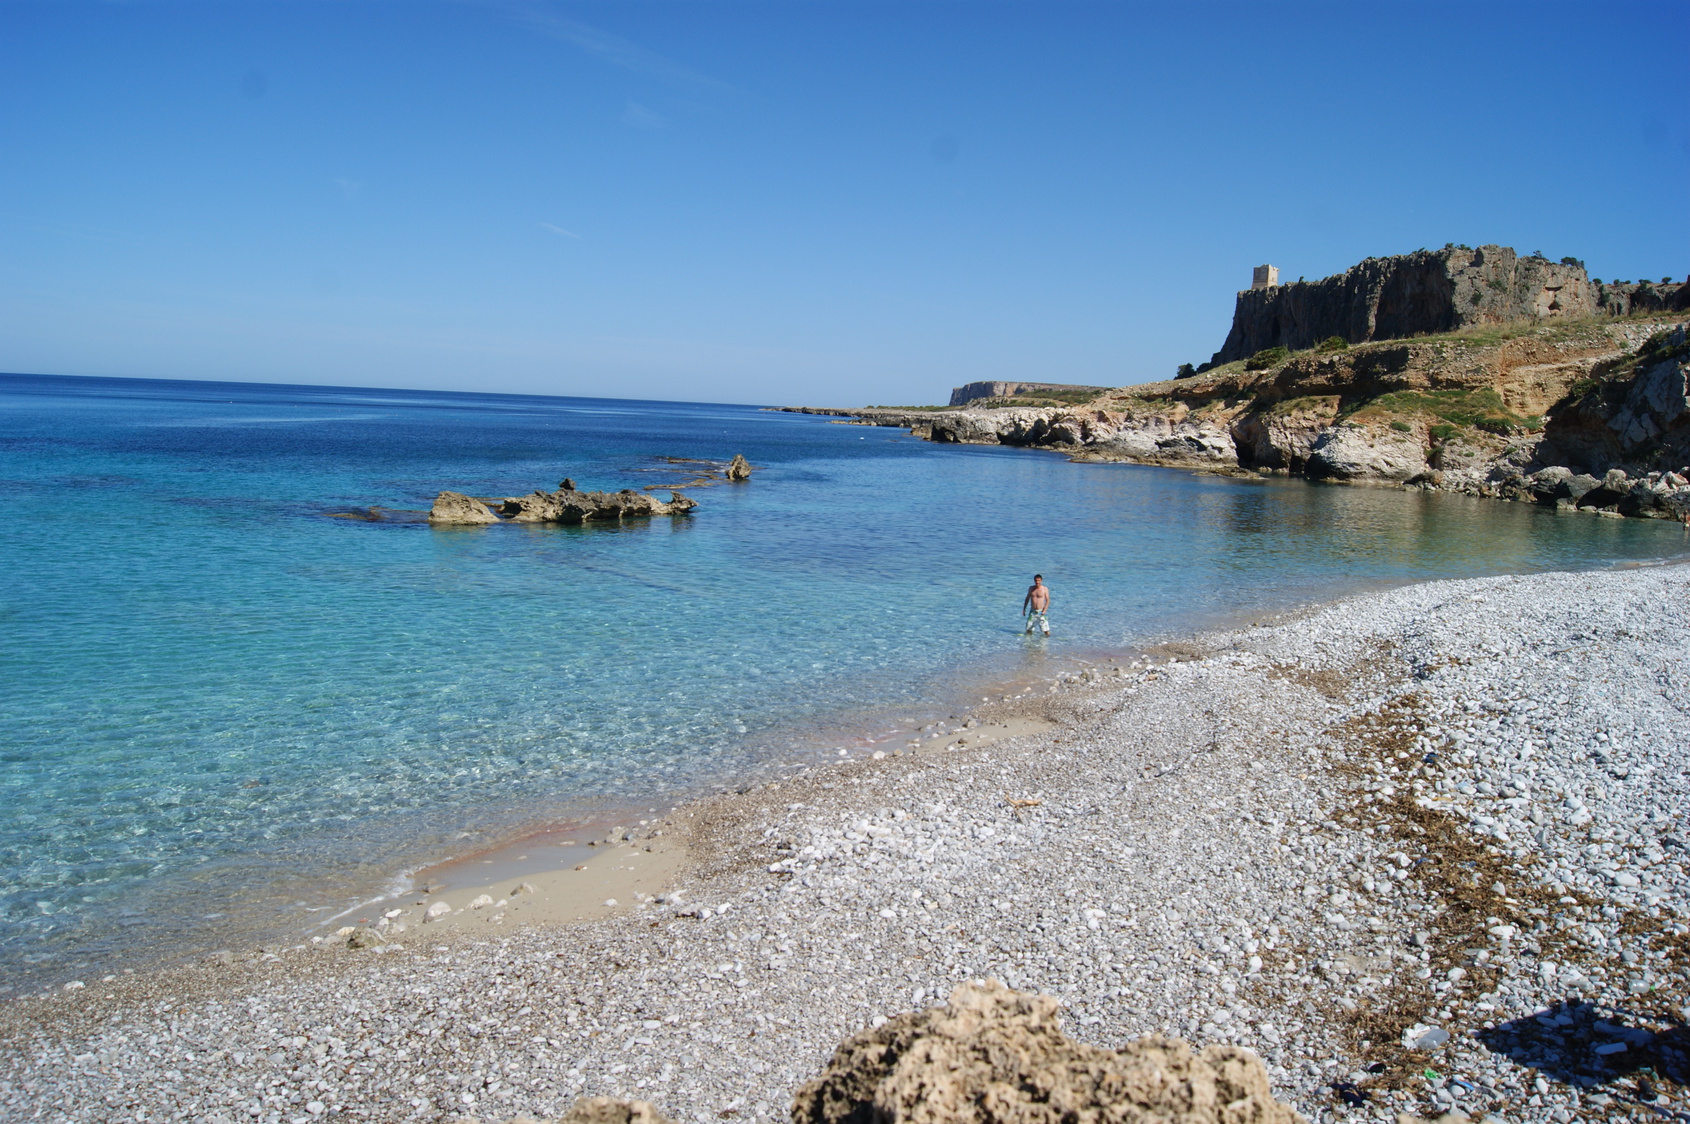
[1251,264,1280,290]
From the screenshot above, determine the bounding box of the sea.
[3,371,1686,989]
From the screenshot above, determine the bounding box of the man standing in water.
[1022,574,1051,636]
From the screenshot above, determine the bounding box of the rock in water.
[497,488,695,523]
[428,491,499,525]
[559,477,577,491]
[790,980,1306,1124]
[725,454,752,481]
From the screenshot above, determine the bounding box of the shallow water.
[2,372,1686,985]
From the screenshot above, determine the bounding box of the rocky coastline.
[784,316,1690,522]
[5,562,1689,1123]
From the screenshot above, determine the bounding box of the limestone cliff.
[828,315,1690,520]
[1205,245,1686,368]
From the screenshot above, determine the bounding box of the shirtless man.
[1022,574,1051,636]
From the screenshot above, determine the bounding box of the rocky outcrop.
[1594,278,1690,319]
[494,487,697,523]
[428,485,696,527]
[949,381,1111,407]
[428,491,500,525]
[1207,245,1683,367]
[1305,425,1427,482]
[1537,325,1690,475]
[792,980,1305,1124]
[841,315,1690,517]
[725,454,752,481]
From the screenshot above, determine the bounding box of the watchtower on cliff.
[1251,264,1280,290]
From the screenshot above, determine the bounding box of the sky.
[1,1,1686,407]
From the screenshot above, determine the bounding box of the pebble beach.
[4,561,1689,1124]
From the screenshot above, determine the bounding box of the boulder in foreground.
[792,980,1306,1124]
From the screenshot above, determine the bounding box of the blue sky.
[1,1,1685,406]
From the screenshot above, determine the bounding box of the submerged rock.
[791,980,1305,1124]
[428,491,500,525]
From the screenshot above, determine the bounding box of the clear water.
[3,372,1687,985]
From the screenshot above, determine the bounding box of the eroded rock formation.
[725,454,752,481]
[1207,245,1686,367]
[823,317,1690,517]
[428,486,696,527]
[792,980,1305,1124]
[495,487,697,523]
[448,983,1304,1124]
[428,491,501,525]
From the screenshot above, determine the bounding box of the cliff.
[1205,245,1687,368]
[948,380,1112,407]
[829,315,1690,520]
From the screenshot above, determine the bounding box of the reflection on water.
[1,372,1685,984]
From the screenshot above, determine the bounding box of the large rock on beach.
[428,491,500,524]
[791,980,1306,1124]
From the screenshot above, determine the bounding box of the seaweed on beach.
[1320,692,1690,1114]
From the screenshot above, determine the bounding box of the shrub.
[1314,336,1349,353]
[1429,424,1457,443]
[1175,363,1195,379]
[1477,416,1515,435]
[1244,346,1289,370]
[1389,421,1412,432]
[1560,256,1585,268]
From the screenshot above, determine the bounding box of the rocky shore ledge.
[4,564,1689,1123]
[429,487,697,526]
[780,318,1690,522]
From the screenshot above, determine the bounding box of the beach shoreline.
[6,560,1690,1124]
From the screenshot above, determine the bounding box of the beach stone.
[424,901,451,922]
[345,927,382,950]
[449,1099,676,1124]
[428,491,500,524]
[469,894,496,910]
[557,1097,676,1124]
[790,980,1305,1123]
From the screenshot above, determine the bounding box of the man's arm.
[1022,587,1032,613]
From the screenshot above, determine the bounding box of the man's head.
[1033,574,1043,584]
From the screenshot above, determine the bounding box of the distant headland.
[781,245,1690,521]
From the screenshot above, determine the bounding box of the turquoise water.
[3,372,1687,985]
